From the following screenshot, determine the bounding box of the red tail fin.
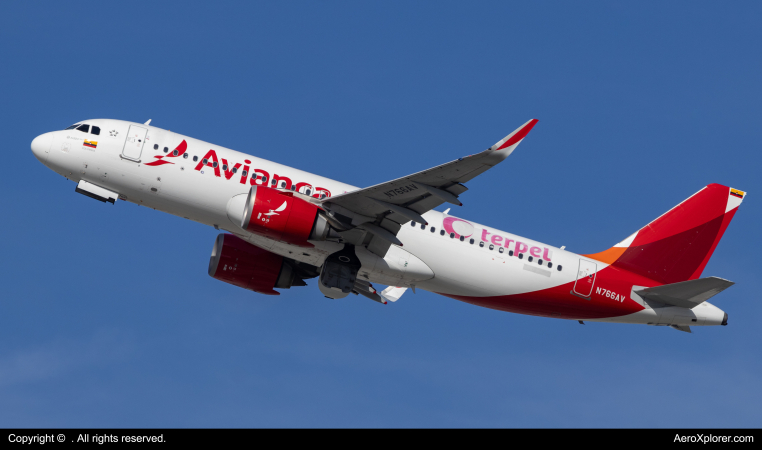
[585,184,746,284]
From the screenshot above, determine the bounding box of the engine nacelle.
[241,186,329,247]
[208,234,306,295]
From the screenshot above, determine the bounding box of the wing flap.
[379,286,408,302]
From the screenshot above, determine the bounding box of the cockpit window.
[76,124,90,133]
[91,126,100,135]
[65,124,79,130]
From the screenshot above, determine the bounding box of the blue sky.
[2,1,761,427]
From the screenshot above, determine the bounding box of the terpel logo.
[443,217,474,239]
[443,216,553,261]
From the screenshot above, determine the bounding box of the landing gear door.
[573,259,597,298]
[121,125,147,162]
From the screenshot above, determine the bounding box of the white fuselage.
[31,119,728,328]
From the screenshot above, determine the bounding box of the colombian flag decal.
[730,188,745,199]
[83,140,97,149]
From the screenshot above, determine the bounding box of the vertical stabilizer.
[584,184,745,284]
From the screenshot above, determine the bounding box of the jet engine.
[208,233,317,295]
[241,186,336,247]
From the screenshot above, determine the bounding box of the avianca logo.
[146,140,332,199]
[443,216,553,260]
[262,201,287,218]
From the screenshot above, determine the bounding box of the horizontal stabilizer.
[636,277,734,308]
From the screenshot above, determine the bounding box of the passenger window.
[222,164,228,170]
[76,124,89,133]
[262,176,268,183]
[449,233,455,238]
[231,167,236,173]
[183,153,188,159]
[538,259,543,265]
[548,262,553,268]
[280,181,286,188]
[91,126,100,135]
[469,238,474,244]
[164,147,169,153]
[153,144,159,150]
[509,250,514,256]
[291,186,296,191]
[193,156,198,162]
[459,236,464,242]
[430,227,435,233]
[479,241,484,248]
[499,247,504,253]
[411,222,416,227]
[271,179,277,186]
[440,230,445,236]
[528,256,533,262]
[202,158,208,164]
[489,244,494,250]
[557,265,563,271]
[518,253,523,259]
[420,224,425,230]
[242,170,248,177]
[173,150,179,156]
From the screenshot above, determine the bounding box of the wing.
[321,119,538,256]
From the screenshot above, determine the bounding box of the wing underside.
[321,119,538,256]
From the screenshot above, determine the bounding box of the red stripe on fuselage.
[438,265,653,320]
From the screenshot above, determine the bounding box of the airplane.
[30,118,745,333]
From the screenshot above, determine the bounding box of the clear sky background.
[1,1,760,427]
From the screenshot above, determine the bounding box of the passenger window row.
[153,144,190,159]
[411,221,562,271]
[65,124,100,135]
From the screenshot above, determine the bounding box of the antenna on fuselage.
[144,119,152,125]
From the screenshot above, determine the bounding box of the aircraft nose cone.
[31,132,53,163]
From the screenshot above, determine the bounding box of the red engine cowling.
[241,186,320,247]
[208,234,302,295]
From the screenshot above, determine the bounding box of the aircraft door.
[573,259,597,298]
[122,125,148,161]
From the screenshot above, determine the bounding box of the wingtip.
[495,119,539,151]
